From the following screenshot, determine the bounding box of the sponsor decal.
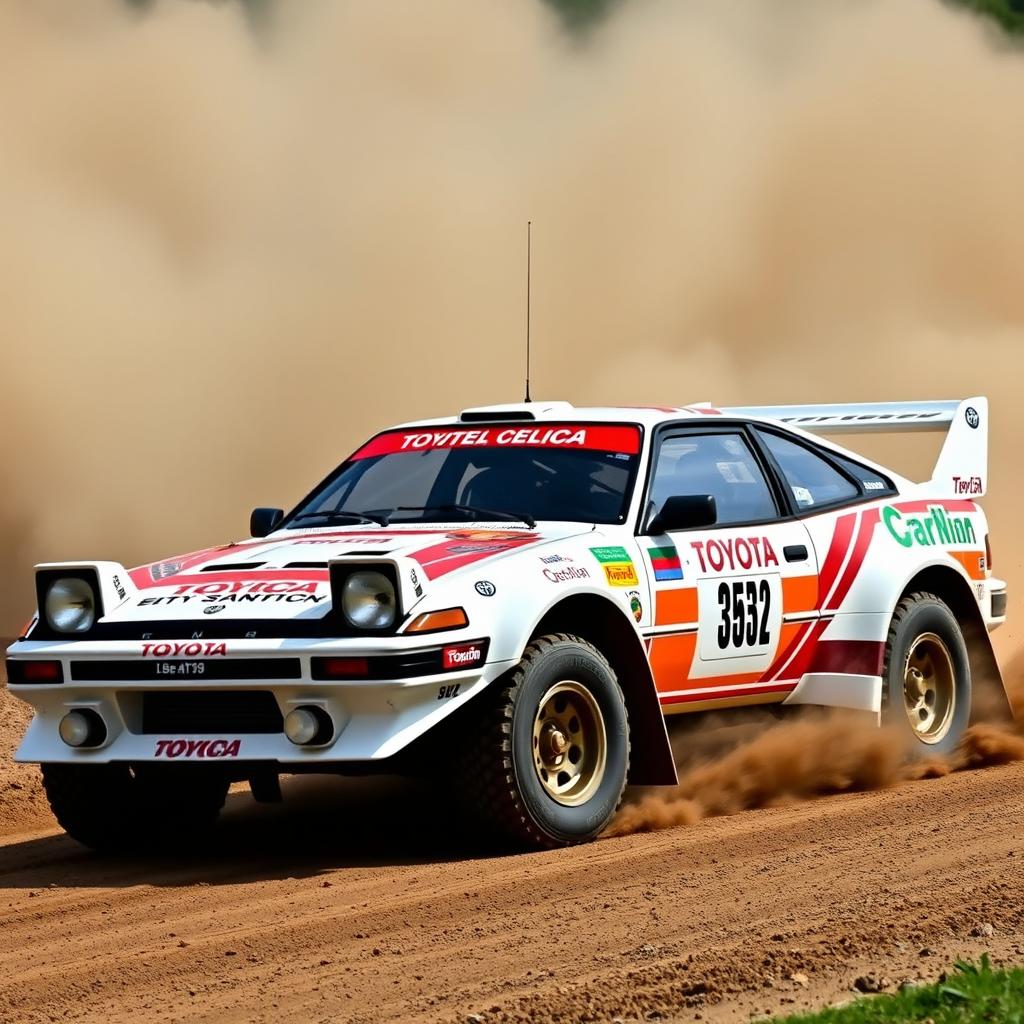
[648,545,684,582]
[449,530,528,541]
[204,605,225,615]
[172,581,321,595]
[154,738,241,759]
[442,642,485,670]
[883,505,976,548]
[474,580,496,596]
[410,567,423,598]
[436,532,537,555]
[589,545,630,563]
[543,564,591,583]
[539,553,572,564]
[965,406,980,429]
[111,574,127,601]
[952,475,982,495]
[690,536,779,573]
[863,481,885,491]
[141,641,227,657]
[627,590,643,623]
[139,581,327,607]
[352,424,642,459]
[603,563,639,587]
[589,546,639,587]
[437,683,462,700]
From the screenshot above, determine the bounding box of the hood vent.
[201,562,266,572]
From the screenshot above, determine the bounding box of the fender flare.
[526,593,677,785]
[892,562,1012,725]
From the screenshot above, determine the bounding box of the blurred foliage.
[541,0,1024,34]
[953,0,1024,33]
[122,0,1024,36]
[121,0,1024,36]
[540,0,624,32]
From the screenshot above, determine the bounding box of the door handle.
[784,544,808,563]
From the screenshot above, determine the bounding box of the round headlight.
[45,577,96,634]
[341,571,396,629]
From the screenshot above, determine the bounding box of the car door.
[638,426,819,710]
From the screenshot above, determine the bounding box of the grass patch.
[768,956,1024,1023]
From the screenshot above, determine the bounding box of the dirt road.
[3,682,1024,1024]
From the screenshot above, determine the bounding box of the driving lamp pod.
[59,709,107,748]
[330,563,402,633]
[283,706,333,746]
[44,576,98,634]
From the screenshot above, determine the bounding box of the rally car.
[5,397,1010,850]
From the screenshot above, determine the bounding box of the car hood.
[115,523,591,623]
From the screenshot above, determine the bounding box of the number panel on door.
[697,573,782,663]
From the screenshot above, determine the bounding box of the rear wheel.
[41,763,229,852]
[458,633,629,849]
[882,592,971,756]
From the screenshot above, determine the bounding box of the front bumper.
[6,636,509,766]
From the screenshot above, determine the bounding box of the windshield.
[284,423,643,527]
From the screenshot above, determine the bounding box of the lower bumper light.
[283,705,333,746]
[59,709,107,748]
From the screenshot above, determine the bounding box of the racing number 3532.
[717,579,771,650]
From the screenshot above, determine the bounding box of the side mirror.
[250,507,284,538]
[647,494,717,534]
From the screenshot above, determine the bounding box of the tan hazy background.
[0,0,1022,656]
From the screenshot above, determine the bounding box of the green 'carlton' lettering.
[883,505,975,548]
[883,506,913,547]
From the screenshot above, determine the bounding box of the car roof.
[385,400,914,489]
[392,401,723,431]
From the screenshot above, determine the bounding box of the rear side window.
[831,454,896,496]
[755,430,859,510]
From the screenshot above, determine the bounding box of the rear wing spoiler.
[721,397,988,498]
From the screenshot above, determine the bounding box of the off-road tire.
[41,763,229,853]
[458,633,629,849]
[882,591,971,756]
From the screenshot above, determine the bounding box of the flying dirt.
[2,0,1024,1020]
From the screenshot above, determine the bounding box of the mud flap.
[964,617,1015,725]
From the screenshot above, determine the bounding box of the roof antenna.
[524,220,532,403]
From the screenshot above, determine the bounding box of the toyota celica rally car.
[5,397,1011,850]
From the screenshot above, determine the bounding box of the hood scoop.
[201,562,266,572]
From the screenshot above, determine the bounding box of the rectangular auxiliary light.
[6,660,64,684]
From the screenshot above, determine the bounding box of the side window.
[756,430,859,510]
[649,432,777,526]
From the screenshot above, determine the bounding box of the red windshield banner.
[351,424,642,460]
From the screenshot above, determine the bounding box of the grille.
[141,690,283,735]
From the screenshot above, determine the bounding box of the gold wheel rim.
[531,680,607,807]
[902,632,956,744]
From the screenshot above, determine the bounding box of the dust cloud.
[1,0,1023,644]
[607,709,1024,837]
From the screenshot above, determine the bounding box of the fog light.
[283,706,333,746]
[59,709,106,748]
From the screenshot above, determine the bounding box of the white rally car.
[5,397,1010,849]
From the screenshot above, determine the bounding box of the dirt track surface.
[3,682,1024,1024]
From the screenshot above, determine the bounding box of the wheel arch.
[532,594,677,785]
[896,564,1012,724]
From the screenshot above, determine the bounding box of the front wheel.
[41,763,229,852]
[458,633,630,849]
[882,592,971,756]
